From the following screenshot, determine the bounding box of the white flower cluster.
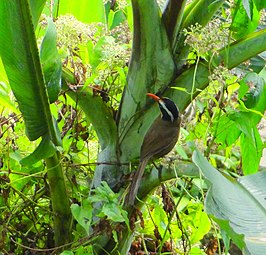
[184,20,229,56]
[55,15,105,49]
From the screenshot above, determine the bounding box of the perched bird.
[127,93,181,206]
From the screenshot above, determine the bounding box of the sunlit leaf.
[59,251,74,255]
[40,18,62,103]
[20,135,57,166]
[171,86,189,92]
[0,1,52,141]
[55,0,106,24]
[189,247,205,255]
[29,0,46,29]
[242,0,254,19]
[152,202,170,239]
[109,10,126,30]
[240,127,263,175]
[88,36,115,70]
[231,0,259,39]
[215,115,241,147]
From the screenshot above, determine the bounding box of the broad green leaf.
[101,203,127,223]
[253,0,266,10]
[71,199,92,235]
[231,0,260,39]
[40,18,62,103]
[246,53,266,73]
[175,145,189,160]
[240,127,263,175]
[104,1,111,22]
[55,0,106,24]
[109,10,126,30]
[234,72,266,127]
[87,36,115,70]
[107,10,115,30]
[0,55,8,83]
[125,4,133,31]
[59,251,74,255]
[118,0,176,161]
[242,0,254,19]
[260,66,266,80]
[187,203,211,244]
[229,112,254,137]
[240,72,265,109]
[0,0,52,141]
[87,181,120,203]
[221,229,231,254]
[20,135,57,166]
[152,202,171,239]
[238,77,249,99]
[29,0,46,29]
[193,149,266,254]
[215,115,241,147]
[65,84,117,150]
[189,247,205,255]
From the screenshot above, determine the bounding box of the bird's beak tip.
[146,93,160,101]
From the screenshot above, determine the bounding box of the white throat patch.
[159,100,174,122]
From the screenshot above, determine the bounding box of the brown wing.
[140,116,180,160]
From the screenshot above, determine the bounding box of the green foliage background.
[0,0,266,254]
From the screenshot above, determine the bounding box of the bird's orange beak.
[147,93,160,101]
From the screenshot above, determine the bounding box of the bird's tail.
[126,158,149,206]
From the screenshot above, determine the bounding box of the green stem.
[191,56,200,102]
[46,153,72,246]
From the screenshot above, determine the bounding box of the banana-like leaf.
[40,18,62,103]
[0,0,54,141]
[54,0,106,23]
[118,0,175,161]
[29,0,46,29]
[20,135,57,166]
[193,149,266,255]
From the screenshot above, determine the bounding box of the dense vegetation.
[0,0,266,254]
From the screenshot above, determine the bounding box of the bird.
[126,93,181,206]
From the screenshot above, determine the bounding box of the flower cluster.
[184,20,229,56]
[55,15,105,49]
[109,22,131,44]
[208,65,234,87]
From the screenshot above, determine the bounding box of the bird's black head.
[147,93,179,122]
[159,97,179,122]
